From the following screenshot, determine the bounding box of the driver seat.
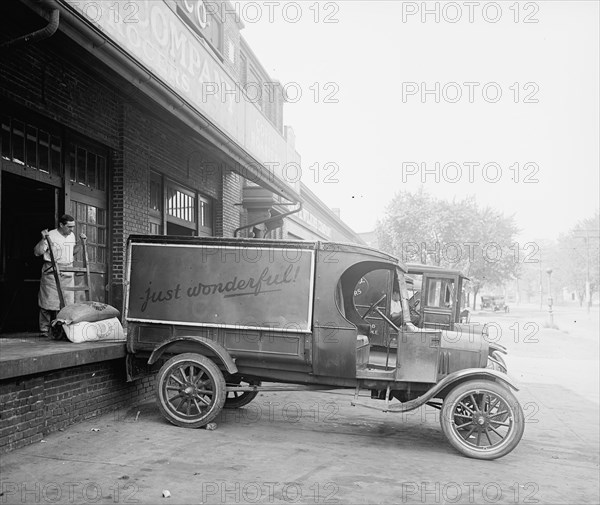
[356,324,371,369]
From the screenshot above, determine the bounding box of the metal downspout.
[234,203,303,238]
[0,2,60,50]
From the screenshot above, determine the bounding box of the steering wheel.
[409,299,421,321]
[361,293,387,320]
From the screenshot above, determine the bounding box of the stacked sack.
[52,302,125,343]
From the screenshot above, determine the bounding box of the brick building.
[0,0,362,452]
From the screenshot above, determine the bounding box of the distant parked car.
[481,295,509,312]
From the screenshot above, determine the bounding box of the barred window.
[167,185,196,224]
[149,173,213,237]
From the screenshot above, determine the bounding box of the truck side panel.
[127,242,315,332]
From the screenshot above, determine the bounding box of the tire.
[224,376,261,409]
[440,380,524,460]
[156,353,226,428]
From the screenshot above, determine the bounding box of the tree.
[552,212,600,307]
[377,190,520,308]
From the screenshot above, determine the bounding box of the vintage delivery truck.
[125,236,524,459]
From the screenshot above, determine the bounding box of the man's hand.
[41,229,49,238]
[79,233,87,240]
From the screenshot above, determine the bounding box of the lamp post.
[546,268,554,327]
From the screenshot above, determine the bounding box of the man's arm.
[33,230,50,257]
[73,233,87,257]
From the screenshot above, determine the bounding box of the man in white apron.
[33,214,86,337]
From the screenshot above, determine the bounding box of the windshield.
[396,269,412,324]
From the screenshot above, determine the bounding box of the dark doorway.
[1,173,57,332]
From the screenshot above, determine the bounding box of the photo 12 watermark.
[399,241,540,265]
[0,480,139,504]
[400,2,540,24]
[400,480,540,503]
[206,1,341,24]
[401,82,540,104]
[397,400,540,426]
[200,480,339,503]
[216,399,340,425]
[196,80,340,106]
[68,1,342,26]
[401,162,540,184]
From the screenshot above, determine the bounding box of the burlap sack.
[54,301,120,325]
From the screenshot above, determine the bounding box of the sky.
[239,0,599,241]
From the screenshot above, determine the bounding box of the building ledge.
[0,334,126,380]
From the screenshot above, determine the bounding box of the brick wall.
[0,361,155,454]
[1,11,244,310]
[0,17,120,151]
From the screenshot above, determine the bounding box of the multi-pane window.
[70,201,107,265]
[149,171,163,234]
[69,144,106,190]
[206,11,222,53]
[198,195,212,236]
[1,114,62,177]
[239,53,248,86]
[248,68,264,111]
[149,172,213,237]
[167,185,196,224]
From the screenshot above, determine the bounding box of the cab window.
[425,278,455,308]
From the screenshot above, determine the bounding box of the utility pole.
[539,248,543,311]
[546,268,554,327]
[585,231,590,313]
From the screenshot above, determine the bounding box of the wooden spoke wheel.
[156,353,226,428]
[225,376,262,409]
[440,380,524,460]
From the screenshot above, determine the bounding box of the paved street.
[1,305,598,505]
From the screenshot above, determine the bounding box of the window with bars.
[167,185,196,224]
[70,201,107,265]
[1,114,62,177]
[149,172,213,237]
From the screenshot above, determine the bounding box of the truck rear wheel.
[156,353,226,428]
[440,380,524,460]
[225,375,261,409]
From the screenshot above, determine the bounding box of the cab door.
[352,269,392,347]
[421,275,456,331]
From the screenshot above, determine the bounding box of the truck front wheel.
[156,353,226,428]
[440,380,524,459]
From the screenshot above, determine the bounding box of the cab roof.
[128,235,406,271]
[406,263,468,280]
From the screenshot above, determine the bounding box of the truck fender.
[436,368,519,399]
[384,369,520,414]
[147,336,238,375]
